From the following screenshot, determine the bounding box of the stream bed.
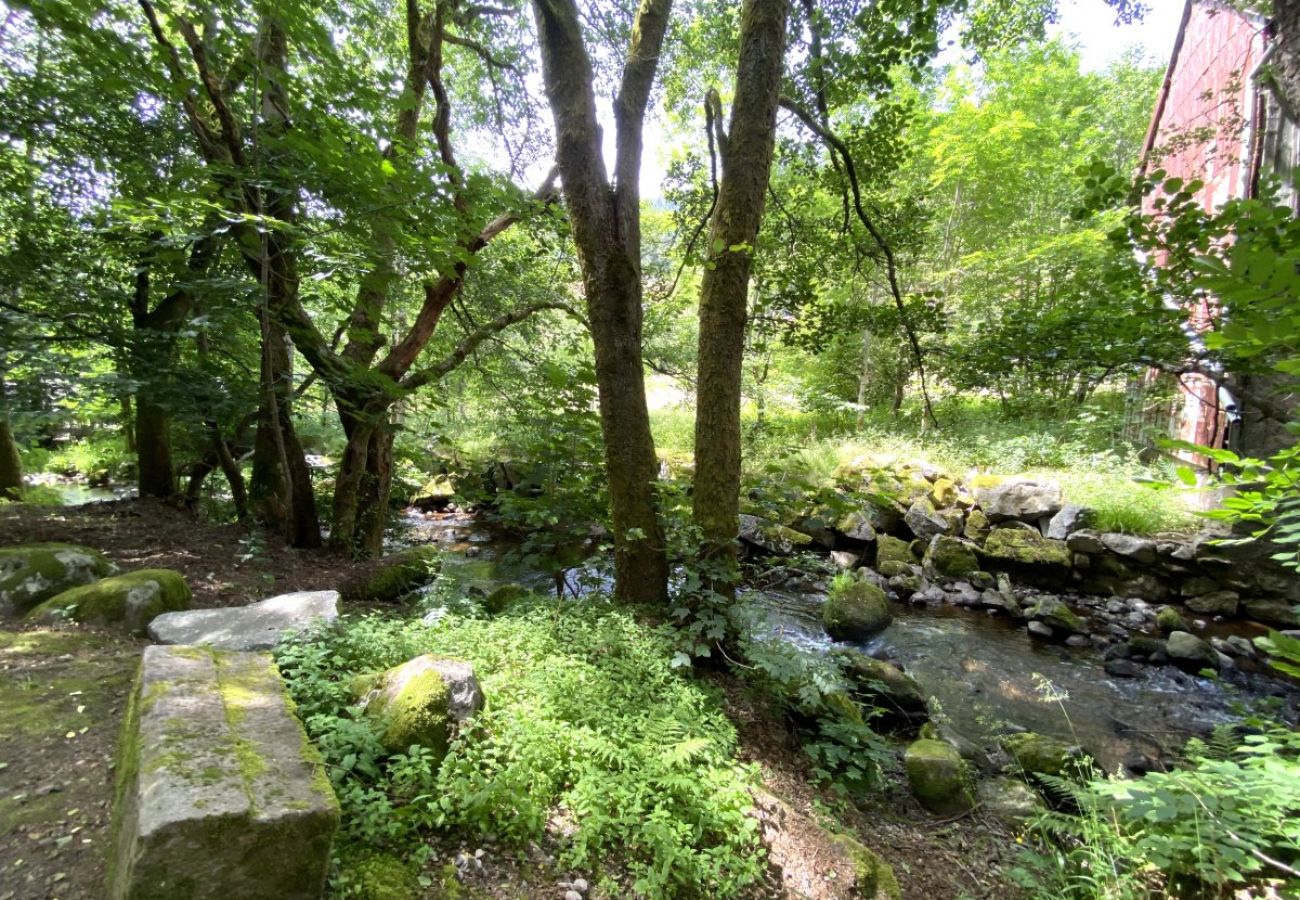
[402,508,1297,771]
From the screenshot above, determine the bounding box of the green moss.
[339,851,422,900]
[1155,606,1188,635]
[339,546,442,605]
[828,833,902,900]
[823,579,892,640]
[837,649,927,715]
[0,542,116,616]
[1001,731,1090,779]
[26,568,190,635]
[923,535,980,579]
[365,668,451,756]
[982,529,1072,567]
[875,534,914,567]
[483,582,528,615]
[904,739,974,816]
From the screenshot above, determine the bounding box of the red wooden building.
[1139,0,1299,463]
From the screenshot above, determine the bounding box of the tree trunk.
[531,0,674,605]
[691,0,789,591]
[250,321,320,547]
[0,399,22,501]
[135,396,175,498]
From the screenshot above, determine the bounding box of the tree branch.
[780,95,940,428]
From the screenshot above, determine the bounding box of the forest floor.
[0,499,1026,900]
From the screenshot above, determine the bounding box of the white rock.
[148,590,339,650]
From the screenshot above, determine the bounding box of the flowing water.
[400,508,1294,771]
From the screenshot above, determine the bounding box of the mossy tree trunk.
[530,0,674,605]
[692,0,789,595]
[0,381,22,500]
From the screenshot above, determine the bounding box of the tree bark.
[692,0,789,591]
[0,380,22,500]
[530,0,673,605]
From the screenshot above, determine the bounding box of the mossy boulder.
[1000,731,1090,779]
[338,852,422,900]
[837,649,927,717]
[738,514,814,555]
[827,833,901,900]
[1155,606,1188,634]
[981,528,1073,587]
[930,477,959,508]
[823,579,893,641]
[1166,630,1219,673]
[923,535,981,580]
[483,582,529,615]
[0,542,117,617]
[1026,596,1087,636]
[963,508,991,543]
[904,738,974,815]
[354,654,483,756]
[339,545,441,605]
[875,534,914,568]
[1185,590,1239,617]
[28,568,190,636]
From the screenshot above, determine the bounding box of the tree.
[529,0,674,604]
[691,0,789,588]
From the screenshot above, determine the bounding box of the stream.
[408,508,1300,771]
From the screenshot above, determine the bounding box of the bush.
[1015,723,1300,897]
[276,605,765,898]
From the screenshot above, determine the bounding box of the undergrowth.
[275,604,766,899]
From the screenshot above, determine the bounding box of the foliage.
[275,605,765,898]
[1015,723,1300,897]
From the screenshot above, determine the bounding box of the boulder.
[27,568,190,636]
[109,646,339,900]
[826,834,901,900]
[1154,606,1188,635]
[738,515,814,556]
[835,511,878,544]
[962,508,991,543]
[903,499,951,542]
[981,529,1073,588]
[930,478,959,508]
[829,550,862,571]
[1243,597,1299,627]
[1000,732,1089,779]
[875,534,914,568]
[977,776,1046,825]
[922,535,981,581]
[354,654,483,755]
[1185,591,1239,617]
[975,481,1063,522]
[824,579,893,641]
[149,591,339,651]
[1099,533,1158,566]
[1166,631,1219,673]
[483,582,529,615]
[0,542,117,617]
[837,649,927,717]
[1046,504,1092,540]
[1025,596,1086,636]
[1065,530,1106,555]
[904,739,974,815]
[339,545,442,604]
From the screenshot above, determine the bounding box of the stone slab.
[148,590,339,650]
[109,645,339,899]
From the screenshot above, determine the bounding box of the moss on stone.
[923,535,980,580]
[982,529,1072,567]
[339,545,442,605]
[904,738,974,816]
[828,833,901,900]
[26,568,190,635]
[963,508,990,542]
[930,477,959,508]
[359,666,451,756]
[0,542,116,616]
[875,534,914,567]
[836,649,927,716]
[1155,606,1188,634]
[823,579,892,641]
[483,582,528,615]
[1000,731,1090,779]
